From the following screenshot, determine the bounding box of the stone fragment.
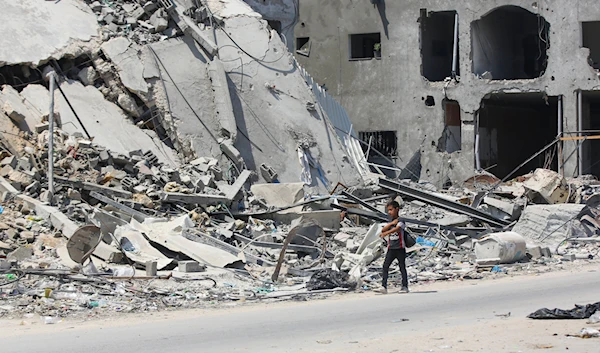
[77,67,98,86]
[0,156,17,169]
[90,1,102,12]
[19,231,35,243]
[117,94,141,118]
[150,9,168,33]
[7,247,33,261]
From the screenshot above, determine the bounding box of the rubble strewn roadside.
[2,0,600,324]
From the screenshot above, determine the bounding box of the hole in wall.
[582,21,600,71]
[420,10,459,81]
[425,96,435,106]
[358,130,398,177]
[471,5,550,80]
[477,92,558,178]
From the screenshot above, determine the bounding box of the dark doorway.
[420,11,458,82]
[472,6,549,80]
[440,100,461,153]
[477,93,558,179]
[582,22,600,70]
[581,91,600,177]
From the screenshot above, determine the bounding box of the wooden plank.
[560,135,600,141]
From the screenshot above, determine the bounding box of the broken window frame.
[348,33,382,61]
[296,37,311,57]
[420,10,459,82]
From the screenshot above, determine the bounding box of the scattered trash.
[588,311,600,324]
[567,328,600,338]
[41,316,62,325]
[316,340,332,344]
[528,302,600,319]
[306,269,356,291]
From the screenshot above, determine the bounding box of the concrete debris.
[0,0,599,322]
[474,232,527,264]
[522,169,569,204]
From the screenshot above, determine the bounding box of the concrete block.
[17,157,31,171]
[219,139,242,166]
[90,1,102,12]
[178,260,206,273]
[251,182,304,208]
[523,169,569,204]
[512,204,586,244]
[150,9,168,33]
[484,197,522,220]
[541,247,552,258]
[145,261,158,276]
[104,13,116,24]
[562,254,576,262]
[0,156,17,169]
[333,232,351,245]
[526,245,543,260]
[35,123,49,133]
[19,231,35,243]
[8,170,34,187]
[143,1,157,13]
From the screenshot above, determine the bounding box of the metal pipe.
[558,95,564,175]
[475,111,481,170]
[578,90,584,176]
[451,12,459,78]
[47,71,56,198]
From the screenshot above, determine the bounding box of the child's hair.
[386,200,400,209]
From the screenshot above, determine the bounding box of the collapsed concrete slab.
[114,224,173,270]
[132,216,243,268]
[0,0,98,66]
[148,37,222,161]
[512,204,587,245]
[101,38,148,97]
[250,182,305,208]
[55,79,178,166]
[0,86,39,132]
[200,1,363,189]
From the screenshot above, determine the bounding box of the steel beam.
[378,178,510,227]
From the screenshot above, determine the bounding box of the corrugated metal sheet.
[294,58,369,176]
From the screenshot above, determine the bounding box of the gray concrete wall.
[293,0,600,186]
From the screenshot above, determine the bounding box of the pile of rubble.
[1,0,600,323]
[1,124,600,321]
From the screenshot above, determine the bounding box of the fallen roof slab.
[56,79,178,166]
[0,0,98,67]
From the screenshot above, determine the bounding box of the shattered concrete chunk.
[7,246,33,261]
[101,37,148,95]
[77,66,98,86]
[150,9,169,33]
[117,93,142,118]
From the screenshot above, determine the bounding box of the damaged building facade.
[286,0,600,186]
